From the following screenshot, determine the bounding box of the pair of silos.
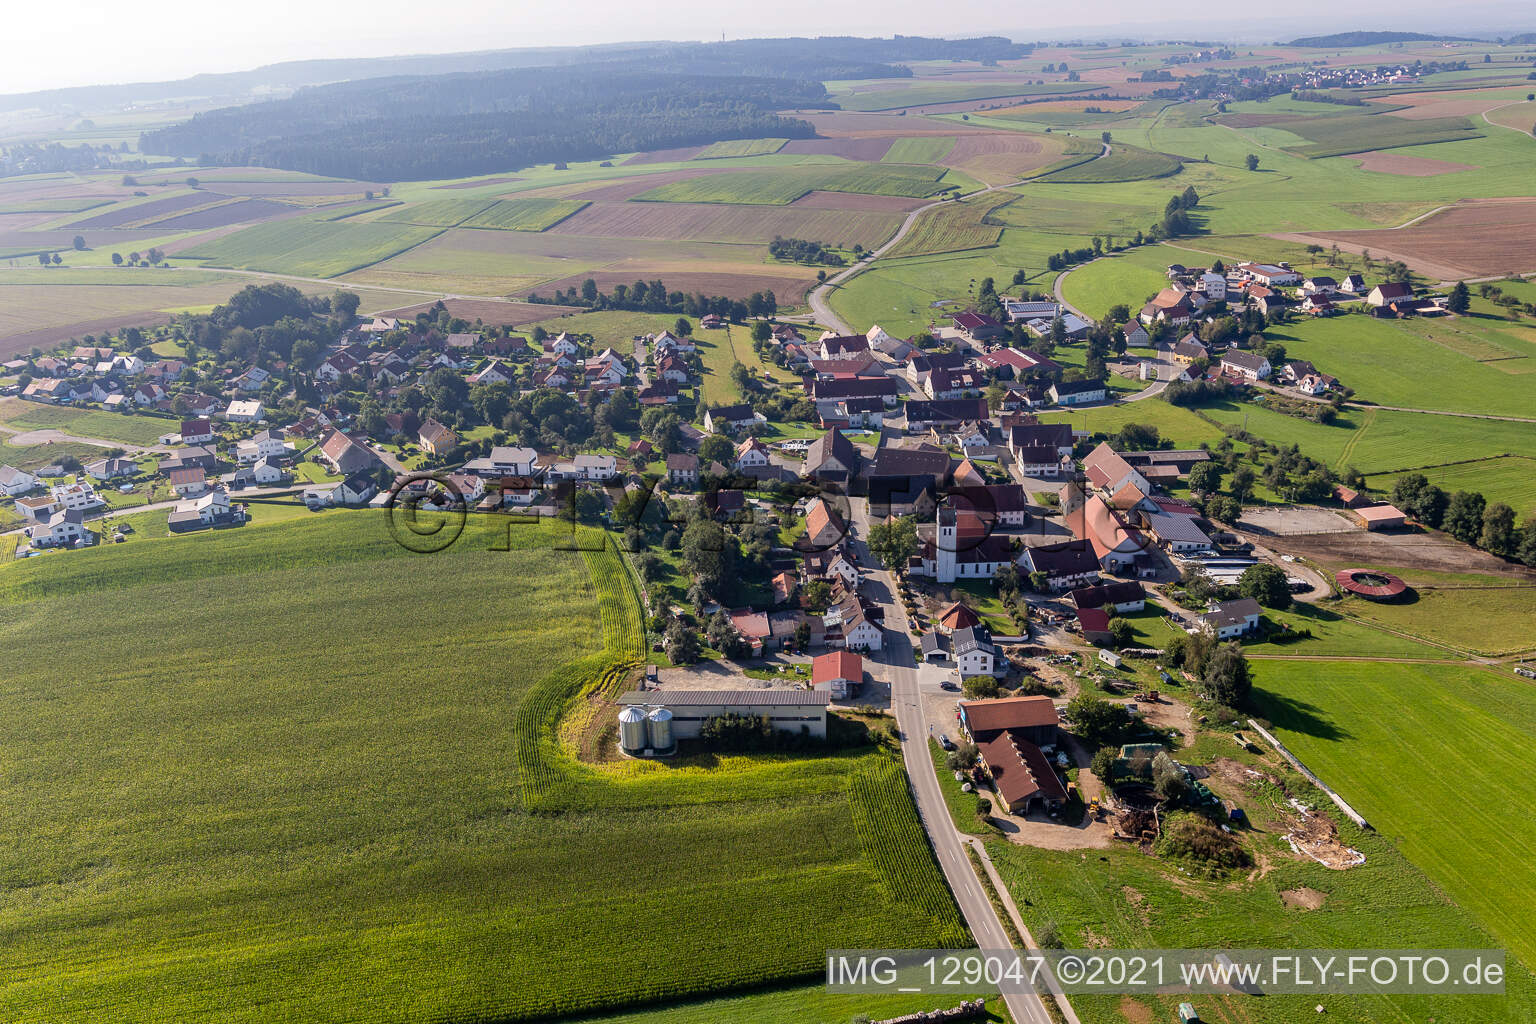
[618,705,673,753]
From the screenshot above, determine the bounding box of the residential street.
[846,497,1072,1024]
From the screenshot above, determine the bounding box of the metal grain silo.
[646,706,674,751]
[618,705,648,754]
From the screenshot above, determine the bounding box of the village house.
[51,481,105,512]
[1020,539,1101,591]
[0,464,39,496]
[818,333,871,360]
[418,418,458,456]
[1003,299,1060,323]
[666,453,700,488]
[826,591,883,651]
[1366,281,1414,307]
[463,445,538,477]
[811,650,863,700]
[953,624,1002,678]
[180,417,216,445]
[467,360,514,386]
[1219,350,1271,381]
[225,399,264,423]
[1237,262,1302,287]
[1070,580,1147,614]
[169,467,209,498]
[803,498,848,549]
[1199,597,1262,639]
[734,436,772,472]
[802,428,858,484]
[167,487,246,533]
[1049,379,1106,406]
[85,456,138,481]
[29,507,89,548]
[318,429,383,476]
[702,403,759,434]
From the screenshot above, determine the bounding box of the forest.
[141,70,827,180]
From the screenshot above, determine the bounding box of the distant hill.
[1285,31,1471,47]
[0,35,1032,115]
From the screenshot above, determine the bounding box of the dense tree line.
[1392,474,1536,565]
[528,277,777,321]
[767,237,846,267]
[143,70,826,181]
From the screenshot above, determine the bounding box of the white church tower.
[935,507,957,584]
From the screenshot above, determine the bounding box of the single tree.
[1245,153,1260,171]
[1238,562,1292,609]
[72,235,86,251]
[1447,281,1471,314]
[1203,642,1252,707]
[1187,461,1224,495]
[111,252,123,266]
[1479,502,1517,557]
[1443,490,1487,544]
[1107,617,1135,649]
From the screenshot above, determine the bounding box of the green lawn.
[1037,143,1182,184]
[0,514,967,1023]
[1058,244,1184,320]
[0,401,173,445]
[1252,660,1536,975]
[634,163,951,205]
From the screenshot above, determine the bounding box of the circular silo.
[646,706,674,753]
[618,705,648,754]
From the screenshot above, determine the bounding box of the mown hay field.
[0,513,967,1023]
[0,399,173,445]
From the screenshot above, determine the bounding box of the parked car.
[940,680,959,691]
[938,734,956,751]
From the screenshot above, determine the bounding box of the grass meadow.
[1253,660,1536,975]
[0,399,174,445]
[634,163,951,205]
[0,512,969,1022]
[180,219,445,277]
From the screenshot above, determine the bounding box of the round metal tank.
[618,706,648,753]
[646,707,674,751]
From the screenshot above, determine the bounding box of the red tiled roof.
[813,650,863,685]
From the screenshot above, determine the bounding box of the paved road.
[807,144,1111,335]
[846,499,1060,1024]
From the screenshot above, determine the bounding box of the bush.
[1156,812,1252,877]
[963,675,1001,700]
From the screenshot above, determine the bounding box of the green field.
[634,163,952,205]
[180,219,444,277]
[1037,143,1183,183]
[693,138,788,159]
[377,197,497,226]
[1281,112,1485,158]
[0,513,967,1022]
[883,136,957,163]
[459,197,592,230]
[0,400,174,445]
[1254,660,1536,973]
[1058,244,1180,320]
[887,196,1005,258]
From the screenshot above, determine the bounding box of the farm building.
[959,695,1066,815]
[1347,503,1407,531]
[616,690,830,742]
[811,650,863,700]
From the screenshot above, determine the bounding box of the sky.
[6,0,1530,95]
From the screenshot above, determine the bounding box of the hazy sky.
[6,0,1526,95]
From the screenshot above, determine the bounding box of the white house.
[1199,598,1262,639]
[734,437,772,471]
[546,333,581,357]
[50,481,105,511]
[225,400,264,423]
[1198,272,1227,300]
[85,457,137,481]
[0,464,39,496]
[250,457,286,485]
[236,430,287,465]
[572,454,617,481]
[465,445,539,477]
[1219,350,1271,380]
[953,625,1000,678]
[29,507,87,547]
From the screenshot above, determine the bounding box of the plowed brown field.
[1281,199,1536,279]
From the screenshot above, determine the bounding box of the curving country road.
[807,144,1111,335]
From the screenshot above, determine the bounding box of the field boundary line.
[1247,719,1372,830]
